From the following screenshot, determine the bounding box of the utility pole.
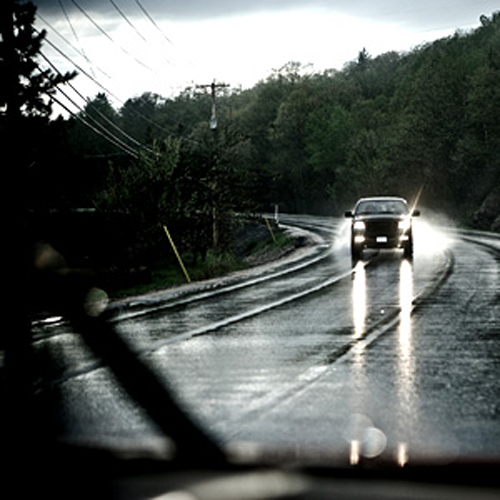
[196,80,229,130]
[196,80,229,248]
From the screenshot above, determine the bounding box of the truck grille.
[366,219,398,236]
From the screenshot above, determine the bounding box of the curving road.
[32,214,500,464]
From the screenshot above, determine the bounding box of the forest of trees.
[14,8,500,268]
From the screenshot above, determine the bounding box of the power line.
[57,0,96,79]
[134,0,173,46]
[39,50,148,155]
[70,0,156,74]
[50,92,139,158]
[39,64,140,157]
[133,0,196,70]
[109,0,146,42]
[37,11,111,79]
[108,0,175,68]
[59,91,140,158]
[37,28,170,136]
[39,1,196,98]
[38,55,140,159]
[35,10,202,145]
[40,31,123,103]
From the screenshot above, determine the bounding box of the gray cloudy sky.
[32,0,500,113]
[34,0,499,26]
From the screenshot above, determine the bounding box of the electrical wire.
[57,0,97,79]
[108,0,175,68]
[70,0,157,74]
[35,6,202,145]
[39,50,151,156]
[36,37,156,158]
[59,89,140,158]
[38,2,194,96]
[33,19,141,156]
[109,0,146,42]
[37,12,111,79]
[50,92,139,159]
[40,32,124,105]
[49,76,140,158]
[37,27,171,136]
[134,0,196,70]
[134,0,173,46]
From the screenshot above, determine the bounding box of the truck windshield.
[356,200,409,215]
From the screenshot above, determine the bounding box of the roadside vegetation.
[111,226,295,298]
[108,220,293,297]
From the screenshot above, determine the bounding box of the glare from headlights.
[398,218,411,231]
[353,221,366,231]
[412,218,452,255]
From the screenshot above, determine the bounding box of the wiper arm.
[72,307,227,466]
[28,262,226,467]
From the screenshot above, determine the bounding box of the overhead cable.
[108,0,175,67]
[48,75,140,158]
[134,0,195,69]
[57,0,97,79]
[39,50,151,155]
[134,0,173,46]
[40,31,124,104]
[37,11,111,79]
[37,28,171,135]
[58,86,140,158]
[109,0,146,42]
[49,93,139,159]
[70,0,156,74]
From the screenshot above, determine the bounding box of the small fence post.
[163,225,191,283]
[264,217,277,244]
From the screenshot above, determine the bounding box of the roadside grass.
[110,250,243,298]
[110,229,293,298]
[244,228,290,254]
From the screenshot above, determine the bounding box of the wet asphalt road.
[32,215,500,463]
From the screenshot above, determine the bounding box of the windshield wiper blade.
[73,309,227,466]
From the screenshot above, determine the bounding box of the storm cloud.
[33,0,499,29]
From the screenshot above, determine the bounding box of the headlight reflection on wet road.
[351,261,367,340]
[399,259,414,358]
[397,259,418,462]
[351,260,368,383]
[349,256,417,463]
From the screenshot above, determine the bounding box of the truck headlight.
[353,221,366,231]
[398,218,411,232]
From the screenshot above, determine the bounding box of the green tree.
[0,0,75,171]
[456,63,500,205]
[101,137,181,264]
[0,1,75,121]
[68,93,121,157]
[121,92,163,145]
[271,80,318,212]
[236,77,291,210]
[306,105,352,209]
[387,32,486,209]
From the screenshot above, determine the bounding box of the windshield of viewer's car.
[5,0,500,471]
